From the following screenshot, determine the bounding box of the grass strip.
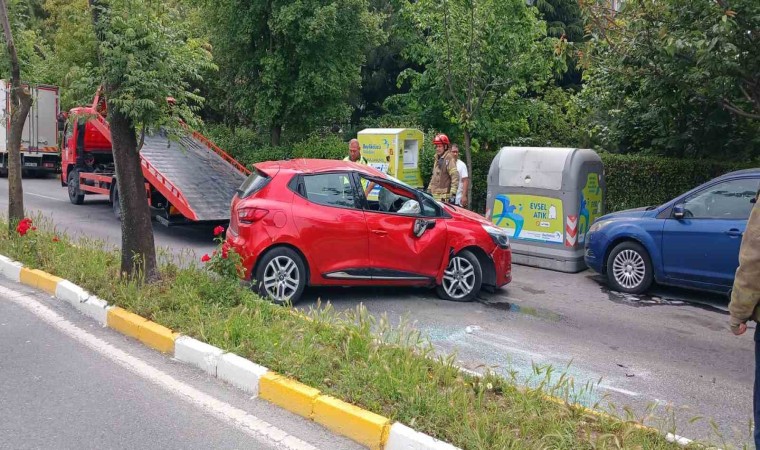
[0,216,688,450]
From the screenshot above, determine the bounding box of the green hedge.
[599,154,753,212]
[203,125,755,214]
[461,153,753,214]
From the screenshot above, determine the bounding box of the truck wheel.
[67,170,85,205]
[0,168,7,178]
[111,186,122,221]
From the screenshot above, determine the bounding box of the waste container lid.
[493,147,576,191]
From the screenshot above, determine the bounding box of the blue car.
[585,169,760,295]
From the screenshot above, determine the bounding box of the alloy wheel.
[442,256,476,300]
[262,255,300,302]
[612,249,646,290]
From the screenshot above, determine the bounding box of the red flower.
[213,225,225,236]
[201,254,211,262]
[221,243,229,259]
[16,218,32,236]
[52,236,60,242]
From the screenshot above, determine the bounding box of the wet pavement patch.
[603,287,729,315]
[519,286,546,295]
[478,300,562,322]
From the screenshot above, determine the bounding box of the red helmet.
[433,134,450,146]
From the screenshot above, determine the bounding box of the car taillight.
[238,207,269,224]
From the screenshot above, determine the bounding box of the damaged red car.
[225,159,511,304]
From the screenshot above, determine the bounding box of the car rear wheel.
[254,247,307,306]
[606,241,653,294]
[436,250,482,302]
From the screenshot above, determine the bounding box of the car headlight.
[589,220,612,233]
[481,224,510,249]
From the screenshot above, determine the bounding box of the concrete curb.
[2,254,457,450]
[217,352,268,395]
[175,336,224,377]
[0,255,22,281]
[385,423,459,450]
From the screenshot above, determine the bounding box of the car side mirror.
[413,219,435,238]
[673,204,686,220]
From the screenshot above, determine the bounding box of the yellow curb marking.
[107,307,147,341]
[19,268,63,294]
[313,395,390,450]
[107,307,178,354]
[259,372,320,419]
[139,320,179,354]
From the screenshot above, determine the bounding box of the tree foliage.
[204,0,384,145]
[395,0,558,195]
[536,0,584,88]
[348,0,422,129]
[88,0,214,281]
[580,0,760,160]
[90,0,214,133]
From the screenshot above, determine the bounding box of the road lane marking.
[26,192,64,202]
[599,384,640,397]
[0,285,319,450]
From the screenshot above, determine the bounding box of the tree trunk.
[271,123,282,146]
[463,129,473,210]
[0,0,32,230]
[89,0,157,282]
[108,107,158,281]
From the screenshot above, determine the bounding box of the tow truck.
[60,90,249,226]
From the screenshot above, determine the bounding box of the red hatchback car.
[225,159,512,304]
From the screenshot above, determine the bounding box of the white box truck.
[0,80,61,176]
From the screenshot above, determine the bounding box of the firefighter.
[728,186,760,448]
[426,134,459,203]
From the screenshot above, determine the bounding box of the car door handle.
[725,229,743,237]
[371,229,388,236]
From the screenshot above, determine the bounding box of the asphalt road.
[2,176,756,447]
[0,277,363,450]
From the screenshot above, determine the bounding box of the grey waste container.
[485,147,605,273]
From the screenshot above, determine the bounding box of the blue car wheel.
[606,241,654,294]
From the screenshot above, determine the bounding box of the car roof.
[254,158,387,178]
[717,168,760,179]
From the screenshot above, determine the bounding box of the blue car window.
[682,178,759,219]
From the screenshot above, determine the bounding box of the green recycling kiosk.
[357,128,424,188]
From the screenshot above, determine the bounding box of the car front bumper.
[491,246,512,287]
[583,231,606,274]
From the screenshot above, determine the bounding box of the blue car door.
[660,177,759,288]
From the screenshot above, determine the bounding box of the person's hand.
[731,322,748,336]
[461,198,469,208]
